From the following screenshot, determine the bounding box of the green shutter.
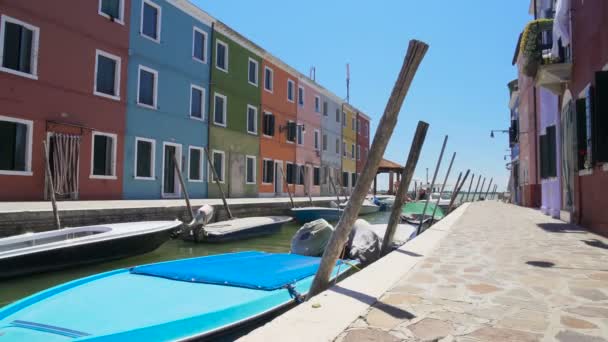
[594,71,608,162]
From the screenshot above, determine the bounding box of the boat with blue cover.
[0,251,356,341]
[290,207,343,223]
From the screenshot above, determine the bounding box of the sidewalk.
[337,201,608,341]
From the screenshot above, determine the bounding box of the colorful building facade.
[356,112,371,174]
[123,0,212,199]
[341,104,357,194]
[295,78,322,197]
[320,91,344,196]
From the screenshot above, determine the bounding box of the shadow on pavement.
[330,285,416,320]
[536,223,586,234]
[582,239,608,250]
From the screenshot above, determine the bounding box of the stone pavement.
[337,201,608,342]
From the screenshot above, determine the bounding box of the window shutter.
[594,71,608,162]
[539,134,546,179]
[547,126,557,178]
[585,87,595,165]
[269,115,275,136]
[576,99,587,170]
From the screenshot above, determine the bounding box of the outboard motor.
[291,219,334,257]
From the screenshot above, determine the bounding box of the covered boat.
[290,207,343,223]
[0,220,181,279]
[0,251,356,341]
[201,216,293,242]
[338,199,381,215]
[401,201,445,226]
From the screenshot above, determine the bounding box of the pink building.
[295,77,322,197]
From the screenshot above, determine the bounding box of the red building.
[356,112,371,174]
[0,0,130,200]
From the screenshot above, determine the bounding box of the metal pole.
[173,155,194,222]
[308,40,429,299]
[417,135,448,236]
[204,147,233,219]
[381,121,428,254]
[430,152,456,222]
[448,169,470,213]
[477,177,486,201]
[278,165,295,208]
[43,141,61,230]
[484,178,493,200]
[464,173,474,202]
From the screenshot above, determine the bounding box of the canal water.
[0,211,392,308]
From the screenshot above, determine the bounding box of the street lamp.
[490,129,509,138]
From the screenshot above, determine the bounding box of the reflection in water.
[1,211,391,307]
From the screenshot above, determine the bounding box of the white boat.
[0,220,182,279]
[429,192,451,209]
[339,199,381,215]
[201,216,293,242]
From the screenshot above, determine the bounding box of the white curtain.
[48,133,81,200]
[552,0,571,57]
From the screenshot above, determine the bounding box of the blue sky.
[194,0,531,191]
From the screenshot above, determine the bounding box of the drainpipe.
[207,22,215,197]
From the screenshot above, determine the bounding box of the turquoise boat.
[0,251,355,341]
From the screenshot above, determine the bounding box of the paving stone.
[560,316,598,329]
[409,272,437,284]
[463,266,482,273]
[407,318,454,341]
[466,326,541,342]
[565,306,608,318]
[365,304,412,330]
[341,328,401,342]
[588,273,608,282]
[466,283,501,295]
[569,287,608,301]
[382,293,423,305]
[555,330,607,342]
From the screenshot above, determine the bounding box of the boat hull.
[203,217,292,243]
[290,208,343,223]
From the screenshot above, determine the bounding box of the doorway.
[162,142,182,198]
[46,133,81,200]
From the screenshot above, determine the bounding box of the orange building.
[258,56,298,196]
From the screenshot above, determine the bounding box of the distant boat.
[429,192,451,210]
[0,221,182,279]
[0,251,356,341]
[201,216,293,242]
[290,207,343,223]
[338,199,381,215]
[401,201,445,226]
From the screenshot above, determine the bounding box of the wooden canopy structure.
[374,158,405,195]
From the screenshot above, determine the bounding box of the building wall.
[538,88,561,218]
[569,0,608,235]
[123,0,210,199]
[208,29,260,198]
[295,80,322,196]
[356,114,370,173]
[0,0,130,200]
[342,105,357,193]
[320,94,343,196]
[259,59,297,196]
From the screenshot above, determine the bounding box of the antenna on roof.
[346,63,350,103]
[309,67,316,81]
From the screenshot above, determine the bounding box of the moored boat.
[290,207,343,223]
[0,221,182,279]
[338,199,381,215]
[0,251,356,341]
[400,201,445,226]
[201,216,293,242]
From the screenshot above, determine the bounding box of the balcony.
[536,44,572,95]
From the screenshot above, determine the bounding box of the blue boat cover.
[130,251,340,291]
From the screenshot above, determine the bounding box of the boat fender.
[284,283,304,303]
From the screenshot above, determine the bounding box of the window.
[99,0,124,24]
[297,124,304,145]
[247,105,257,135]
[263,159,274,184]
[94,50,121,100]
[91,132,116,178]
[314,130,320,150]
[342,142,346,157]
[188,146,204,182]
[0,115,32,175]
[342,171,349,188]
[364,122,368,137]
[215,40,228,72]
[137,65,157,108]
[286,162,295,184]
[286,121,296,143]
[190,85,205,120]
[356,145,361,160]
[287,79,295,102]
[192,27,207,63]
[213,93,227,127]
[263,112,275,136]
[314,96,321,113]
[313,167,320,186]
[0,16,40,79]
[298,86,304,106]
[264,66,273,92]
[134,137,154,179]
[296,165,305,185]
[335,108,340,123]
[336,138,340,154]
[322,134,328,151]
[246,155,256,184]
[351,144,355,160]
[323,101,328,116]
[352,173,357,186]
[141,0,161,42]
[342,112,347,127]
[356,119,360,133]
[209,150,225,182]
[248,58,258,86]
[352,117,356,132]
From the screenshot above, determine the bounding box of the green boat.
[400,201,445,225]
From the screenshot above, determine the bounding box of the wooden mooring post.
[278,166,295,208]
[430,152,456,222]
[301,166,314,206]
[484,178,493,200]
[477,177,486,201]
[381,121,429,254]
[43,141,61,230]
[417,135,448,236]
[463,173,474,202]
[308,39,429,299]
[204,147,234,220]
[173,155,194,222]
[448,169,470,213]
[328,174,342,204]
[491,184,498,199]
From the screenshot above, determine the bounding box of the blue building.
[123,0,213,199]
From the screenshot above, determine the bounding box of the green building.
[208,22,263,197]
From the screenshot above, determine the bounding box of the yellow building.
[342,104,358,193]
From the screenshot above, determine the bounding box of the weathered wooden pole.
[328,174,342,203]
[414,181,418,200]
[381,121,429,254]
[416,135,448,236]
[43,141,61,230]
[477,177,486,201]
[430,152,456,222]
[491,184,498,199]
[278,166,295,208]
[471,174,482,202]
[308,40,429,298]
[204,147,233,220]
[448,169,470,212]
[173,155,194,222]
[451,172,463,203]
[464,173,474,202]
[484,178,493,200]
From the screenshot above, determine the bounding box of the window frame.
[134,136,155,180]
[286,120,296,144]
[262,111,274,138]
[322,133,328,151]
[0,115,33,176]
[90,131,117,180]
[342,141,347,157]
[314,95,321,114]
[213,92,227,127]
[140,0,162,43]
[352,117,356,132]
[285,161,295,185]
[357,145,361,161]
[323,101,328,116]
[0,15,40,80]
[93,49,122,101]
[189,84,206,121]
[264,66,274,93]
[245,155,256,185]
[208,149,225,183]
[246,104,258,135]
[262,158,274,185]
[136,64,158,109]
[313,166,320,186]
[335,108,340,123]
[247,57,258,87]
[215,39,229,72]
[192,26,208,64]
[287,79,295,103]
[298,85,305,107]
[351,143,355,160]
[342,112,347,127]
[296,122,304,145]
[98,0,125,25]
[335,138,340,154]
[314,129,320,151]
[188,145,205,182]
